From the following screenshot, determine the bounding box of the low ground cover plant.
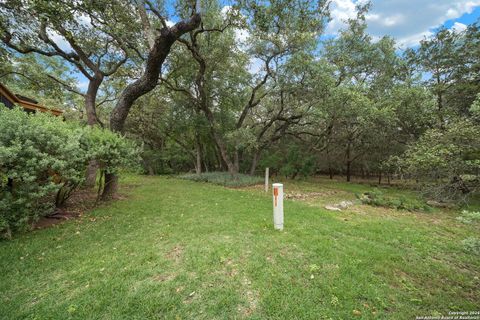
[180,172,263,187]
[456,210,480,224]
[356,188,432,212]
[462,237,480,255]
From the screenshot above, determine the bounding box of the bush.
[462,237,480,256]
[456,210,480,224]
[357,189,431,212]
[0,107,87,237]
[180,172,263,187]
[0,107,138,238]
[400,120,480,202]
[83,126,139,175]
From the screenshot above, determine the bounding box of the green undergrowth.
[179,171,263,187]
[356,188,432,212]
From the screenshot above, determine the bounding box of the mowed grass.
[0,175,479,319]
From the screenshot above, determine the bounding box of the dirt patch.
[166,245,184,263]
[33,185,133,230]
[152,273,176,282]
[34,187,98,230]
[284,191,338,200]
[223,258,239,277]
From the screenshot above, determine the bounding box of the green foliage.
[471,94,480,123]
[357,189,432,212]
[83,126,140,175]
[180,172,263,187]
[0,107,87,237]
[279,145,316,179]
[456,210,480,224]
[462,237,480,256]
[401,120,480,201]
[0,107,138,238]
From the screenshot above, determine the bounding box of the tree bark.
[85,160,99,187]
[103,14,201,199]
[234,149,240,174]
[346,162,351,182]
[249,149,262,175]
[346,141,352,182]
[101,172,118,200]
[84,75,103,187]
[85,75,103,126]
[110,15,201,134]
[195,134,202,174]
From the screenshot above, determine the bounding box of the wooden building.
[0,83,63,116]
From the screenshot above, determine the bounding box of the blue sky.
[326,0,480,47]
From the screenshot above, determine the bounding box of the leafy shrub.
[0,107,138,238]
[456,210,480,224]
[0,107,87,237]
[462,237,480,255]
[180,172,263,187]
[400,120,480,201]
[83,126,139,175]
[357,189,431,212]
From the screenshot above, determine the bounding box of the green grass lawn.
[1,175,479,319]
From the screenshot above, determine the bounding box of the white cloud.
[221,5,232,16]
[248,57,263,75]
[452,21,468,32]
[43,13,92,52]
[325,0,357,34]
[78,79,89,91]
[326,0,480,47]
[46,28,72,52]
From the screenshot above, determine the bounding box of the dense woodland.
[1,0,480,230]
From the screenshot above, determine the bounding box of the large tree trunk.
[84,75,103,187]
[110,15,201,134]
[103,14,201,199]
[101,172,118,201]
[346,162,351,182]
[208,128,236,174]
[234,149,240,174]
[85,160,99,187]
[346,141,352,182]
[195,135,202,174]
[250,149,262,176]
[249,149,261,175]
[85,76,103,126]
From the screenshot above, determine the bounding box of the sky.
[326,0,480,47]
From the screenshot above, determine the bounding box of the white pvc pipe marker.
[265,167,269,192]
[272,183,284,231]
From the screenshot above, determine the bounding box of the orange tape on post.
[274,187,278,207]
